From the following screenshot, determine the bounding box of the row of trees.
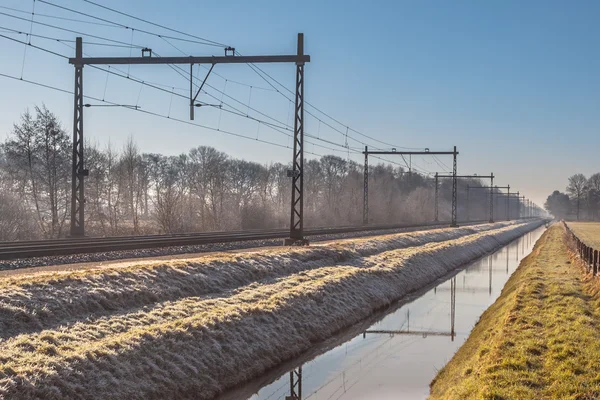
[0,106,495,241]
[544,173,600,220]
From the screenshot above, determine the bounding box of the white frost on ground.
[0,220,542,399]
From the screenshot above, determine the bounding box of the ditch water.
[220,226,546,400]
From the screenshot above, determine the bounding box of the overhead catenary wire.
[28,0,411,155]
[151,47,385,157]
[0,10,146,48]
[150,54,365,156]
[0,26,147,48]
[17,0,426,158]
[1,4,438,173]
[244,59,426,151]
[0,70,336,158]
[77,0,229,47]
[26,0,431,157]
[0,4,124,27]
[0,36,356,158]
[245,60,394,151]
[37,0,227,48]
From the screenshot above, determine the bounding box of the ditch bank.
[429,223,600,399]
[0,220,542,399]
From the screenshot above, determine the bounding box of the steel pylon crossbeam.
[434,171,493,225]
[467,182,515,224]
[68,35,309,239]
[363,147,458,227]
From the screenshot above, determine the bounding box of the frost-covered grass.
[0,221,540,399]
[430,224,600,399]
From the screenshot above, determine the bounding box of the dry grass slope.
[430,224,600,399]
[0,221,541,399]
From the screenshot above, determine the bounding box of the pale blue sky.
[1,0,599,207]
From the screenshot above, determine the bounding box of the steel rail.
[0,219,522,261]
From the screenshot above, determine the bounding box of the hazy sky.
[1,0,599,207]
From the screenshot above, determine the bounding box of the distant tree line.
[0,107,495,241]
[545,173,600,220]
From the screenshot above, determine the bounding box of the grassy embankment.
[430,223,600,399]
[0,221,538,399]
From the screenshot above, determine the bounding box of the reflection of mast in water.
[286,366,302,400]
[363,279,456,341]
[488,256,492,295]
[450,276,456,341]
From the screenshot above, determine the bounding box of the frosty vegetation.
[0,220,541,399]
[0,107,503,240]
[545,173,600,221]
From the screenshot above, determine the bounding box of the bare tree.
[567,173,587,220]
[587,173,600,220]
[150,155,186,233]
[1,106,487,239]
[3,106,70,238]
[122,137,144,233]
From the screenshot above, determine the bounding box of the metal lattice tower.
[70,37,88,237]
[435,174,493,224]
[506,185,510,221]
[489,173,494,223]
[287,34,306,244]
[363,146,369,225]
[434,172,439,222]
[466,185,470,221]
[286,366,302,400]
[67,35,309,238]
[451,146,458,227]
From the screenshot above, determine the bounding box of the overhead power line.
[0,26,139,48]
[0,70,335,158]
[0,10,145,47]
[77,0,229,47]
[0,4,120,27]
[37,0,227,48]
[33,0,421,154]
[245,60,426,150]
[1,2,434,170]
[0,34,356,157]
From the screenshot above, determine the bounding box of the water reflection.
[220,228,545,400]
[364,276,457,341]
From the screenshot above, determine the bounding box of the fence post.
[586,246,590,270]
[594,250,598,276]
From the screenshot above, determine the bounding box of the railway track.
[0,219,494,261]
